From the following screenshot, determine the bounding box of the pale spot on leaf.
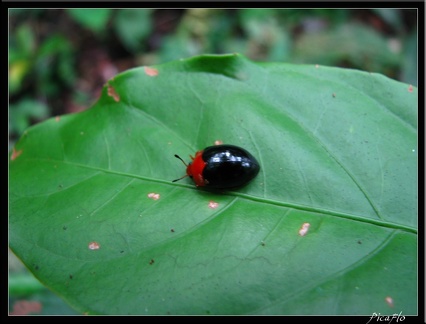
[88,242,100,250]
[11,147,22,161]
[208,201,219,209]
[385,296,394,307]
[144,66,158,77]
[298,222,310,236]
[107,84,120,102]
[148,193,160,200]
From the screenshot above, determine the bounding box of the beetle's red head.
[172,152,206,186]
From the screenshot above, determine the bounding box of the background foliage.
[8,8,418,315]
[9,9,418,145]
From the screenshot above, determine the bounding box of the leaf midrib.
[16,157,417,235]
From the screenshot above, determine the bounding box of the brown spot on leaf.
[149,259,155,265]
[55,116,61,122]
[408,85,413,92]
[214,140,223,145]
[107,84,120,102]
[11,147,22,161]
[88,242,101,250]
[10,300,42,315]
[144,66,159,77]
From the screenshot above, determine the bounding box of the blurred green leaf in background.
[67,9,112,34]
[9,99,49,136]
[9,9,418,143]
[113,9,153,53]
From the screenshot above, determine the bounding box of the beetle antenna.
[174,154,188,166]
[172,174,189,182]
[172,154,189,183]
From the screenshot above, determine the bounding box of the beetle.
[173,144,260,189]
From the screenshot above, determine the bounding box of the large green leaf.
[9,54,417,315]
